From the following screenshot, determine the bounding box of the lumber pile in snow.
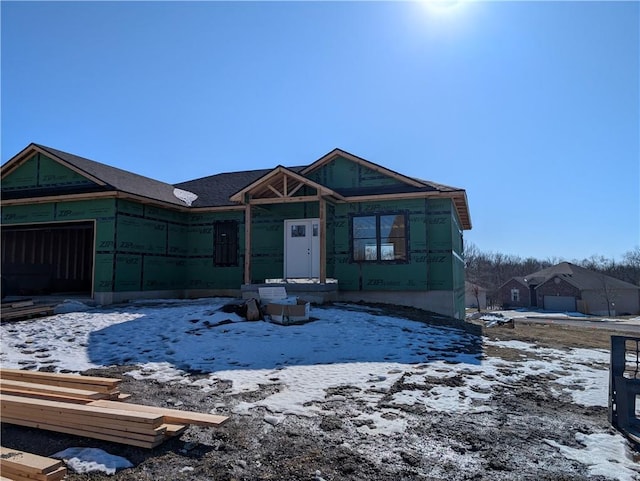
[0,369,228,449]
[0,300,55,322]
[0,446,67,481]
[0,368,125,402]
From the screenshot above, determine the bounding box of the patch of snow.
[545,432,640,481]
[2,297,631,477]
[173,188,198,206]
[53,299,93,314]
[126,362,189,383]
[52,447,133,475]
[354,409,407,436]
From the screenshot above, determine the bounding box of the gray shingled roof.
[27,144,467,209]
[526,262,639,291]
[413,177,464,192]
[36,144,190,207]
[175,167,305,208]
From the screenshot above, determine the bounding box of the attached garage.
[1,221,94,297]
[543,295,577,312]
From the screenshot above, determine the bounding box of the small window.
[214,221,238,266]
[511,288,520,302]
[291,225,306,237]
[352,213,407,262]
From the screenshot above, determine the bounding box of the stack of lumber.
[0,446,67,481]
[0,369,228,449]
[1,300,55,322]
[0,368,126,403]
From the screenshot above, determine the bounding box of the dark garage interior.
[1,221,94,297]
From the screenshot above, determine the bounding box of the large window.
[214,221,238,266]
[511,288,520,302]
[352,213,407,262]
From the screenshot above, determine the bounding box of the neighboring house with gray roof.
[498,262,640,315]
[1,143,472,319]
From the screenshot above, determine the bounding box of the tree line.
[464,244,640,297]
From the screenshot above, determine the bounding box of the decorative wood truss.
[229,166,345,205]
[230,166,345,285]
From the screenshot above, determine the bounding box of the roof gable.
[2,144,196,207]
[302,148,426,192]
[2,151,98,193]
[301,148,471,229]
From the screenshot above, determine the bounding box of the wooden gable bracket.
[230,166,344,205]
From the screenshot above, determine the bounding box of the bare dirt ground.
[2,305,637,481]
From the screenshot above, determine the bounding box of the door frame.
[283,218,320,279]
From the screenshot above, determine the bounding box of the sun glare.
[420,0,468,15]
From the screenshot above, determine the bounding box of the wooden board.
[0,379,106,400]
[1,465,67,481]
[0,447,64,474]
[1,395,163,426]
[0,387,95,404]
[1,408,167,437]
[162,423,189,437]
[1,417,163,449]
[0,300,34,309]
[0,305,55,321]
[89,399,229,427]
[0,369,121,393]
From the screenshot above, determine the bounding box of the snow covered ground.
[1,298,638,480]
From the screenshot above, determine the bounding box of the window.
[291,225,306,237]
[511,288,520,302]
[352,213,407,262]
[214,221,238,266]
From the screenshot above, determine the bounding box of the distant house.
[465,281,487,310]
[498,262,640,315]
[1,143,472,319]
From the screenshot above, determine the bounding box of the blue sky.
[2,1,638,261]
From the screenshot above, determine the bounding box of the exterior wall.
[450,201,465,319]
[581,289,640,316]
[2,152,96,193]
[329,199,428,292]
[108,199,190,295]
[186,210,244,290]
[536,277,581,309]
[1,198,117,296]
[498,279,530,308]
[305,155,405,191]
[249,202,319,282]
[337,290,457,319]
[1,151,469,318]
[325,196,465,319]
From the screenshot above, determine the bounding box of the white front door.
[284,218,320,278]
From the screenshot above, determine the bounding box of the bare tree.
[471,284,481,312]
[598,274,620,317]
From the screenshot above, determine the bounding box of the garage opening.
[543,295,577,312]
[1,221,94,297]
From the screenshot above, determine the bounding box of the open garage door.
[543,295,576,312]
[1,221,94,297]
